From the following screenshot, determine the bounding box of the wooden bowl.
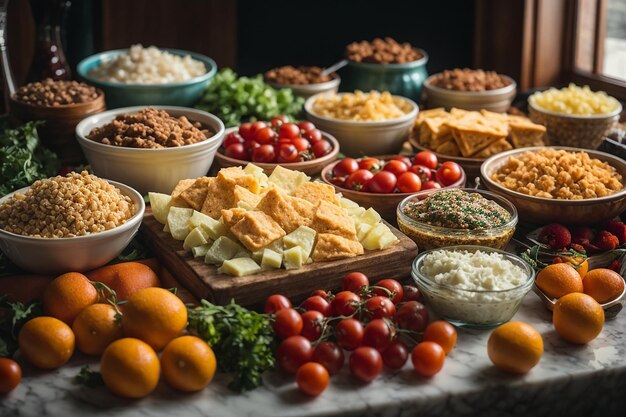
[9,92,106,165]
[214,127,340,176]
[408,134,483,181]
[321,155,466,223]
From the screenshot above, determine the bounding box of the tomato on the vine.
[291,138,311,152]
[271,115,288,128]
[382,340,409,370]
[264,294,292,314]
[383,160,408,176]
[296,362,329,397]
[372,279,404,304]
[0,358,21,394]
[223,132,244,147]
[349,347,383,383]
[273,308,303,339]
[401,285,421,302]
[331,291,360,316]
[367,171,397,194]
[342,272,369,293]
[301,295,332,317]
[363,296,396,319]
[312,140,332,158]
[277,336,313,374]
[334,318,364,351]
[359,157,381,171]
[411,341,445,377]
[394,301,429,333]
[397,172,422,193]
[225,143,248,160]
[312,341,345,375]
[297,121,316,132]
[279,122,300,139]
[436,161,463,186]
[303,129,323,144]
[300,310,325,342]
[423,321,458,354]
[414,151,438,169]
[345,170,373,191]
[333,158,360,178]
[391,155,412,167]
[252,144,276,163]
[310,289,332,301]
[362,319,394,352]
[277,144,299,163]
[409,165,433,183]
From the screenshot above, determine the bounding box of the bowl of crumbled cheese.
[412,245,535,328]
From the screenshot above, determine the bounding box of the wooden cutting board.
[139,209,418,306]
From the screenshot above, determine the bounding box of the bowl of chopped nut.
[0,172,145,275]
[264,65,341,99]
[76,105,225,195]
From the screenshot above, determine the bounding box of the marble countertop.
[2,294,625,417]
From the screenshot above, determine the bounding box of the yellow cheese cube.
[283,246,304,270]
[261,249,283,269]
[268,166,310,194]
[204,236,245,265]
[357,208,382,226]
[183,227,209,251]
[219,258,262,277]
[148,192,172,224]
[167,207,194,240]
[192,244,211,258]
[283,226,317,258]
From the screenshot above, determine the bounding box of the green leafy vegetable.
[75,366,104,388]
[187,299,276,392]
[0,121,60,197]
[196,68,304,127]
[0,295,42,357]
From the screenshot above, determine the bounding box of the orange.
[100,338,160,399]
[87,262,161,301]
[487,321,543,374]
[582,268,625,304]
[72,304,124,356]
[561,256,589,279]
[18,316,75,369]
[43,272,98,324]
[553,293,604,344]
[535,263,583,299]
[121,287,187,351]
[160,335,216,392]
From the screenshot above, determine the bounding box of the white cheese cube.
[268,165,310,194]
[183,227,210,251]
[362,223,391,250]
[204,236,245,265]
[244,163,269,188]
[283,246,304,270]
[357,208,382,226]
[378,229,399,249]
[192,244,211,258]
[356,223,373,242]
[219,257,262,277]
[283,226,316,258]
[167,207,194,240]
[339,197,359,209]
[148,192,172,224]
[261,249,283,269]
[188,210,228,240]
[344,206,366,218]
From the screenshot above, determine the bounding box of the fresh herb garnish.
[75,366,104,388]
[0,295,42,357]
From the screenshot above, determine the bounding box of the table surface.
[2,292,625,417]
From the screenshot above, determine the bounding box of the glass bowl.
[397,188,518,251]
[411,245,535,328]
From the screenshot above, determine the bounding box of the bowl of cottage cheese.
[411,245,535,327]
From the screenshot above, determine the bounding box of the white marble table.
[2,294,625,417]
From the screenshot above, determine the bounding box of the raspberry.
[571,226,594,245]
[593,231,620,251]
[538,223,572,250]
[605,221,626,245]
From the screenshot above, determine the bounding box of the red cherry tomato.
[244,140,260,154]
[394,301,429,333]
[414,151,438,169]
[333,158,359,178]
[277,336,314,374]
[372,279,404,304]
[367,171,397,193]
[359,157,381,171]
[383,160,409,176]
[301,295,332,317]
[409,165,433,183]
[436,161,463,186]
[273,308,303,339]
[291,138,311,152]
[331,291,360,316]
[303,129,323,144]
[401,285,421,302]
[271,115,288,128]
[411,341,445,377]
[312,341,345,375]
[345,169,374,191]
[328,176,347,187]
[279,122,301,139]
[397,172,422,193]
[423,321,458,354]
[363,296,396,320]
[312,140,332,158]
[382,340,409,370]
[238,122,255,140]
[391,155,412,167]
[335,318,364,351]
[349,347,383,383]
[342,272,369,293]
[250,121,268,137]
[297,121,316,132]
[225,143,248,160]
[264,294,292,314]
[422,181,442,190]
[296,362,329,397]
[300,310,325,342]
[0,358,21,394]
[278,144,299,163]
[224,132,244,147]
[310,289,332,301]
[255,126,277,144]
[252,144,276,163]
[362,319,394,352]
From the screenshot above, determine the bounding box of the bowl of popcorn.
[480,146,626,225]
[528,84,622,149]
[0,172,145,275]
[77,44,217,108]
[304,90,418,156]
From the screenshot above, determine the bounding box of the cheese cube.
[268,165,310,194]
[235,247,252,259]
[192,244,211,258]
[189,210,228,240]
[357,208,382,226]
[339,197,359,209]
[261,249,282,269]
[378,229,399,249]
[362,223,391,250]
[356,223,373,242]
[219,258,262,277]
[252,250,264,263]
[148,192,172,224]
[183,227,209,251]
[283,246,304,270]
[243,163,269,188]
[167,207,194,240]
[344,206,366,218]
[283,226,316,258]
[204,236,245,265]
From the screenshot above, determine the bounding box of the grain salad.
[0,171,134,238]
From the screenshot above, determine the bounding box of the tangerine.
[553,293,604,344]
[43,272,98,324]
[72,304,124,356]
[535,263,583,299]
[582,268,625,304]
[487,321,543,374]
[161,335,216,392]
[18,316,75,369]
[87,262,161,301]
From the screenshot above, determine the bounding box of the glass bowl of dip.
[412,245,535,328]
[397,188,518,251]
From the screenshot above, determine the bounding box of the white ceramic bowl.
[0,181,145,275]
[76,106,225,195]
[266,75,341,99]
[304,92,418,157]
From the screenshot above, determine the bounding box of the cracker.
[256,187,315,233]
[217,166,260,194]
[170,178,195,207]
[435,139,462,157]
[309,200,357,240]
[220,208,248,228]
[311,233,364,262]
[180,177,212,211]
[233,185,261,208]
[471,138,513,158]
[292,182,339,205]
[230,211,286,251]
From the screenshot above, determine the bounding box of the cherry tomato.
[411,341,445,377]
[397,172,422,193]
[244,140,260,154]
[436,161,463,186]
[391,155,412,167]
[297,121,316,132]
[328,176,346,187]
[367,171,397,193]
[271,115,288,128]
[0,358,21,394]
[312,140,332,158]
[334,318,364,351]
[277,335,313,374]
[310,289,332,301]
[279,122,300,139]
[409,165,433,183]
[252,144,276,163]
[342,272,369,293]
[301,295,332,317]
[394,301,429,333]
[359,157,381,171]
[224,132,244,147]
[273,308,303,339]
[333,158,359,178]
[250,121,268,137]
[312,341,344,375]
[401,285,421,302]
[383,160,408,176]
[362,319,394,352]
[331,291,361,316]
[372,279,404,304]
[423,321,458,354]
[422,181,442,190]
[414,151,438,169]
[255,126,277,144]
[349,346,383,383]
[345,169,373,191]
[238,122,254,140]
[301,310,325,342]
[296,362,329,396]
[363,296,396,320]
[264,294,292,314]
[225,143,248,160]
[382,340,409,370]
[278,144,299,163]
[303,128,323,144]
